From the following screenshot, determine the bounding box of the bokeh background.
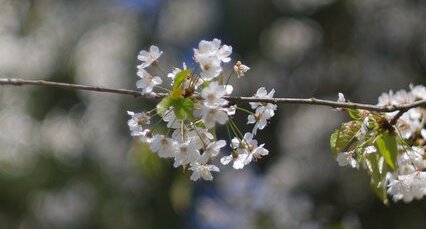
[0,0,425,228]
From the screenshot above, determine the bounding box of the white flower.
[399,146,424,171]
[199,140,226,164]
[189,162,220,181]
[194,38,232,63]
[193,39,232,80]
[249,87,275,110]
[377,92,392,106]
[336,93,346,111]
[174,142,200,167]
[201,82,230,108]
[220,152,248,170]
[200,106,229,129]
[247,113,267,135]
[245,143,269,165]
[337,92,345,103]
[137,45,163,68]
[246,88,277,134]
[230,133,268,166]
[357,117,370,140]
[387,174,408,201]
[377,89,415,106]
[163,108,180,129]
[336,151,358,168]
[194,39,221,59]
[224,105,236,116]
[392,90,416,105]
[410,84,426,100]
[365,146,376,154]
[127,111,150,136]
[216,44,232,63]
[176,128,214,149]
[150,135,178,158]
[138,129,153,143]
[197,55,222,80]
[221,132,264,169]
[234,61,250,78]
[387,172,426,202]
[261,103,277,117]
[395,109,423,139]
[136,68,162,93]
[247,106,275,135]
[231,133,255,154]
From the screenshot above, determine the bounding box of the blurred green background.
[0,0,425,228]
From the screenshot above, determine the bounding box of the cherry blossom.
[173,142,201,168]
[200,107,229,129]
[336,151,358,168]
[136,68,162,93]
[189,163,220,181]
[194,38,232,63]
[150,135,178,158]
[127,111,150,136]
[220,152,248,170]
[201,81,230,108]
[233,61,250,77]
[127,40,426,204]
[137,45,163,68]
[128,39,275,182]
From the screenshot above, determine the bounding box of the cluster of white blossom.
[379,85,426,202]
[127,39,275,181]
[335,85,426,203]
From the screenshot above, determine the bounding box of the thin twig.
[389,109,408,126]
[1,78,425,114]
[224,96,426,113]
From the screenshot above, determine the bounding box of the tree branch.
[0,78,167,99]
[1,78,425,113]
[224,96,426,112]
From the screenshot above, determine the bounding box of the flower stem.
[236,106,255,115]
[225,122,234,143]
[224,71,234,87]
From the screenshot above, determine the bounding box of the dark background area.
[0,0,425,228]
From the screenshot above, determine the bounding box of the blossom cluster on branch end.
[127,39,275,181]
[333,86,426,204]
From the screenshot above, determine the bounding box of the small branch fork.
[1,78,425,114]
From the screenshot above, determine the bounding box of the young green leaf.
[330,121,361,158]
[365,152,389,205]
[172,98,194,120]
[370,179,389,206]
[348,109,361,120]
[156,96,173,117]
[376,131,398,171]
[173,69,192,90]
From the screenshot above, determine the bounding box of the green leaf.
[173,69,192,90]
[156,96,173,117]
[330,131,338,155]
[172,98,194,120]
[376,131,398,171]
[370,178,389,206]
[365,152,389,205]
[348,109,361,120]
[330,121,361,158]
[365,153,385,184]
